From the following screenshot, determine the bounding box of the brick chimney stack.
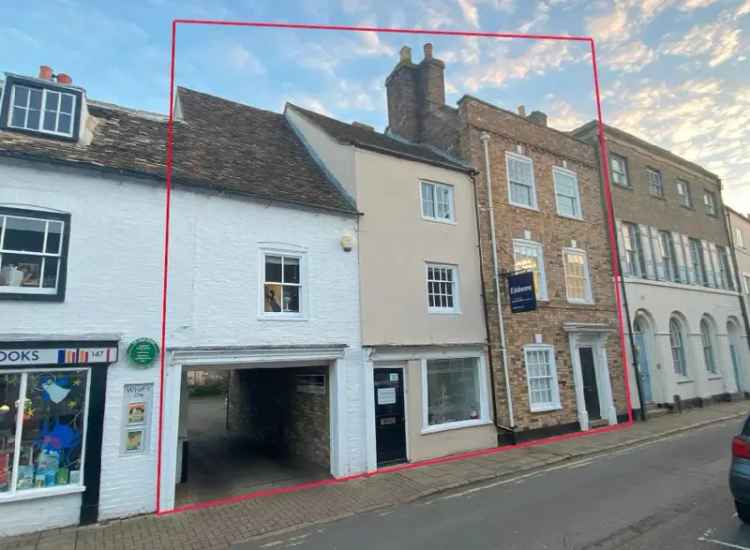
[527,110,548,127]
[56,73,72,85]
[385,43,446,141]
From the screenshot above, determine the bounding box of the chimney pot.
[399,46,412,63]
[517,105,526,117]
[56,73,73,85]
[424,43,433,60]
[38,65,53,81]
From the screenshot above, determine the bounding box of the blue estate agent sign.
[508,271,537,313]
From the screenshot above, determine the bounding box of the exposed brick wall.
[286,367,330,468]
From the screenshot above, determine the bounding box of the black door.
[579,347,601,420]
[374,368,407,466]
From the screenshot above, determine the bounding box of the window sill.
[676,378,694,385]
[566,299,594,306]
[421,215,457,226]
[0,484,85,504]
[707,375,723,381]
[650,194,666,200]
[508,202,540,212]
[679,204,694,211]
[530,403,562,413]
[421,418,492,435]
[556,213,584,222]
[428,308,462,315]
[257,315,308,322]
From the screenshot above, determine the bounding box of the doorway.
[175,365,332,507]
[373,367,407,467]
[633,316,653,403]
[728,319,745,393]
[579,347,601,421]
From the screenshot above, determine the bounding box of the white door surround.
[159,345,348,513]
[565,323,618,431]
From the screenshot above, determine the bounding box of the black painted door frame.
[373,366,407,467]
[578,345,602,421]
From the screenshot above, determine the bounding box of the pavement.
[2,400,748,550]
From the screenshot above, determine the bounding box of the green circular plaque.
[127,338,159,368]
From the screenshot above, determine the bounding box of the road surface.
[235,418,750,550]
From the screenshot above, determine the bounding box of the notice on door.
[377,387,397,405]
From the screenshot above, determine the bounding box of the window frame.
[523,344,561,413]
[420,356,491,434]
[676,180,692,208]
[717,245,733,290]
[735,227,745,249]
[689,238,708,286]
[646,168,664,198]
[703,191,717,217]
[552,166,583,220]
[0,207,70,302]
[622,222,646,278]
[610,153,630,188]
[257,246,307,320]
[419,180,456,224]
[700,318,718,374]
[562,247,593,304]
[505,152,538,210]
[669,317,688,377]
[425,262,460,314]
[0,366,91,503]
[512,238,548,301]
[0,76,82,142]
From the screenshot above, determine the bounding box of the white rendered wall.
[0,160,365,528]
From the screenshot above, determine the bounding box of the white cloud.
[737,0,750,17]
[661,17,743,67]
[354,30,395,57]
[585,4,631,43]
[678,0,719,10]
[286,96,334,117]
[457,0,480,28]
[605,40,657,72]
[543,97,588,131]
[226,45,265,74]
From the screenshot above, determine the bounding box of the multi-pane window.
[689,238,708,286]
[524,346,560,412]
[659,230,679,282]
[610,154,629,187]
[420,181,454,222]
[735,227,745,249]
[563,248,592,303]
[426,358,483,427]
[506,153,537,209]
[0,210,68,299]
[553,167,582,219]
[676,180,692,207]
[622,222,646,277]
[513,239,547,300]
[704,191,716,216]
[263,254,301,314]
[9,85,76,138]
[647,168,663,197]
[427,264,458,313]
[669,317,688,376]
[744,274,750,295]
[700,319,717,374]
[717,246,733,290]
[0,369,89,496]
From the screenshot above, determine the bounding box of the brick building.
[573,122,749,411]
[384,45,629,439]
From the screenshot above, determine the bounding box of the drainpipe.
[480,132,515,430]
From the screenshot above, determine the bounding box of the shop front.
[0,337,118,536]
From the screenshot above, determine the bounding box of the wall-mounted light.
[340,234,354,252]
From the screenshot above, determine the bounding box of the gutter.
[479,132,515,430]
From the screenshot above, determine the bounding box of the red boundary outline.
[156,20,633,516]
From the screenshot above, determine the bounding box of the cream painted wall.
[354,149,486,347]
[403,358,496,461]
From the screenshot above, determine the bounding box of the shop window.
[262,253,302,316]
[0,369,89,498]
[524,345,561,412]
[424,358,487,430]
[420,181,454,223]
[0,208,69,301]
[426,263,459,313]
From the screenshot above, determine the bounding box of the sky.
[1,0,748,211]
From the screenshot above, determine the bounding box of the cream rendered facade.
[286,106,496,468]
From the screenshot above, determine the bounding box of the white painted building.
[0,71,366,535]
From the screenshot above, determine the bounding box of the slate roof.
[287,104,474,174]
[0,80,357,214]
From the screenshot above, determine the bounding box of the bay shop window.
[423,358,489,431]
[0,368,90,498]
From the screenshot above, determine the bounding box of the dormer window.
[1,75,81,141]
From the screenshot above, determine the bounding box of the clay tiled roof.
[0,83,357,214]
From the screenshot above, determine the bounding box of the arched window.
[701,318,717,374]
[670,317,687,376]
